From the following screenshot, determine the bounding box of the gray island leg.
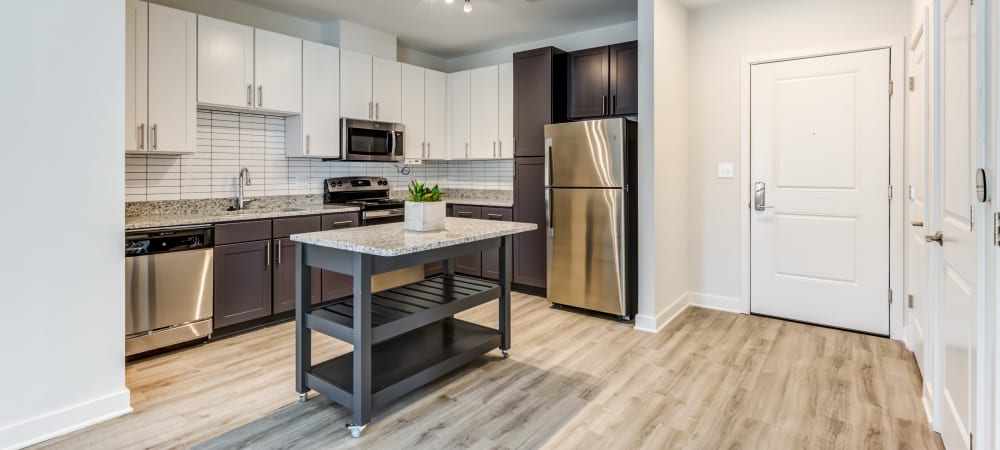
[295,243,311,402]
[499,236,511,357]
[348,253,373,438]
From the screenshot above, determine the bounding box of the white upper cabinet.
[126,0,196,154]
[147,3,197,153]
[448,71,471,159]
[197,16,254,109]
[125,0,148,153]
[469,65,499,159]
[424,70,448,160]
[339,50,373,120]
[401,63,425,159]
[372,57,402,123]
[340,51,402,122]
[254,29,302,114]
[498,62,514,159]
[197,16,301,114]
[287,41,339,158]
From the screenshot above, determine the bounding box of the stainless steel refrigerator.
[544,118,637,319]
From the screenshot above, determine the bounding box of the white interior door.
[936,0,977,446]
[906,9,934,415]
[750,49,891,335]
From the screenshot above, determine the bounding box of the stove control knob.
[336,181,343,187]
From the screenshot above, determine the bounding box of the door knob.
[924,232,943,245]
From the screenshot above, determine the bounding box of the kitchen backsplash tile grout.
[125,109,515,202]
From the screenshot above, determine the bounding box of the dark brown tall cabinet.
[567,41,638,119]
[512,47,566,293]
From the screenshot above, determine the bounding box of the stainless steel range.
[324,176,405,226]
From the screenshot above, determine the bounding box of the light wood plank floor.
[35,294,942,449]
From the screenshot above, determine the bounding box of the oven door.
[341,118,404,162]
[363,208,405,225]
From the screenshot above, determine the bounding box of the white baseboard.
[1,389,131,450]
[635,292,690,333]
[687,292,743,314]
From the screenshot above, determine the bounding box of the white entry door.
[936,0,977,446]
[906,9,933,413]
[750,49,891,335]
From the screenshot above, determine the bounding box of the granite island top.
[126,204,360,230]
[290,217,537,257]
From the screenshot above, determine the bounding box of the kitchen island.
[289,217,537,438]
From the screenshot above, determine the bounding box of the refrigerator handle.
[546,188,553,236]
[544,138,553,188]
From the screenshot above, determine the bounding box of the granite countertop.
[290,217,537,257]
[126,204,360,230]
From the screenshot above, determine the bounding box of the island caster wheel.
[501,350,510,359]
[298,392,308,403]
[346,423,367,438]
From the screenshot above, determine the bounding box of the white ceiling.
[677,0,731,8]
[236,0,638,58]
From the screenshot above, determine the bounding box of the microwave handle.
[389,131,397,155]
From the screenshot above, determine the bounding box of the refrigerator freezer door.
[544,118,625,188]
[546,187,626,316]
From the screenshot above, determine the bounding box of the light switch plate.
[718,162,734,179]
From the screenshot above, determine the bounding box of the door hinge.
[888,289,893,305]
[994,212,1000,246]
[908,294,914,309]
[889,80,895,97]
[888,185,894,201]
[908,77,916,91]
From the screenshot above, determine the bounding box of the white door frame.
[739,38,906,339]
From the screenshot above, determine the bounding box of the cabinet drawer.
[482,207,512,222]
[215,220,272,245]
[321,212,359,230]
[452,205,481,219]
[273,215,321,238]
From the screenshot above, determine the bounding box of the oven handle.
[365,208,405,219]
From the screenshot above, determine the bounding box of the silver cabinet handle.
[421,142,426,158]
[427,142,431,158]
[276,239,282,264]
[486,213,504,220]
[257,85,263,107]
[466,143,469,158]
[498,141,502,158]
[331,220,354,228]
[305,134,311,154]
[493,141,497,158]
[138,123,145,150]
[368,101,373,119]
[265,239,271,268]
[247,84,253,106]
[754,182,773,211]
[457,211,472,218]
[151,124,158,150]
[375,102,380,120]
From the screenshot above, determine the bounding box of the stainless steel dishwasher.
[125,225,214,356]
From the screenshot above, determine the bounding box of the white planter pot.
[405,201,446,232]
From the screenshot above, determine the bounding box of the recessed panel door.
[936,0,977,446]
[750,49,890,335]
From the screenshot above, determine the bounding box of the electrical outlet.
[718,162,734,179]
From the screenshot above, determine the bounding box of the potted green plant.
[405,181,447,231]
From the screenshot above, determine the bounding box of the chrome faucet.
[237,168,252,210]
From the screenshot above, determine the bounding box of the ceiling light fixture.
[464,0,472,13]
[444,0,453,3]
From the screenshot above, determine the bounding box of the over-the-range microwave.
[340,118,405,162]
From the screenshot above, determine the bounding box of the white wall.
[636,0,690,331]
[447,21,638,72]
[687,0,912,302]
[336,20,396,60]
[0,1,130,448]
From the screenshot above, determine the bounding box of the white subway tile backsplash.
[124,109,513,202]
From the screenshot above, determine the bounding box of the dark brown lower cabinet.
[320,213,359,302]
[513,157,547,289]
[481,207,513,280]
[214,240,272,328]
[273,216,323,313]
[451,205,483,277]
